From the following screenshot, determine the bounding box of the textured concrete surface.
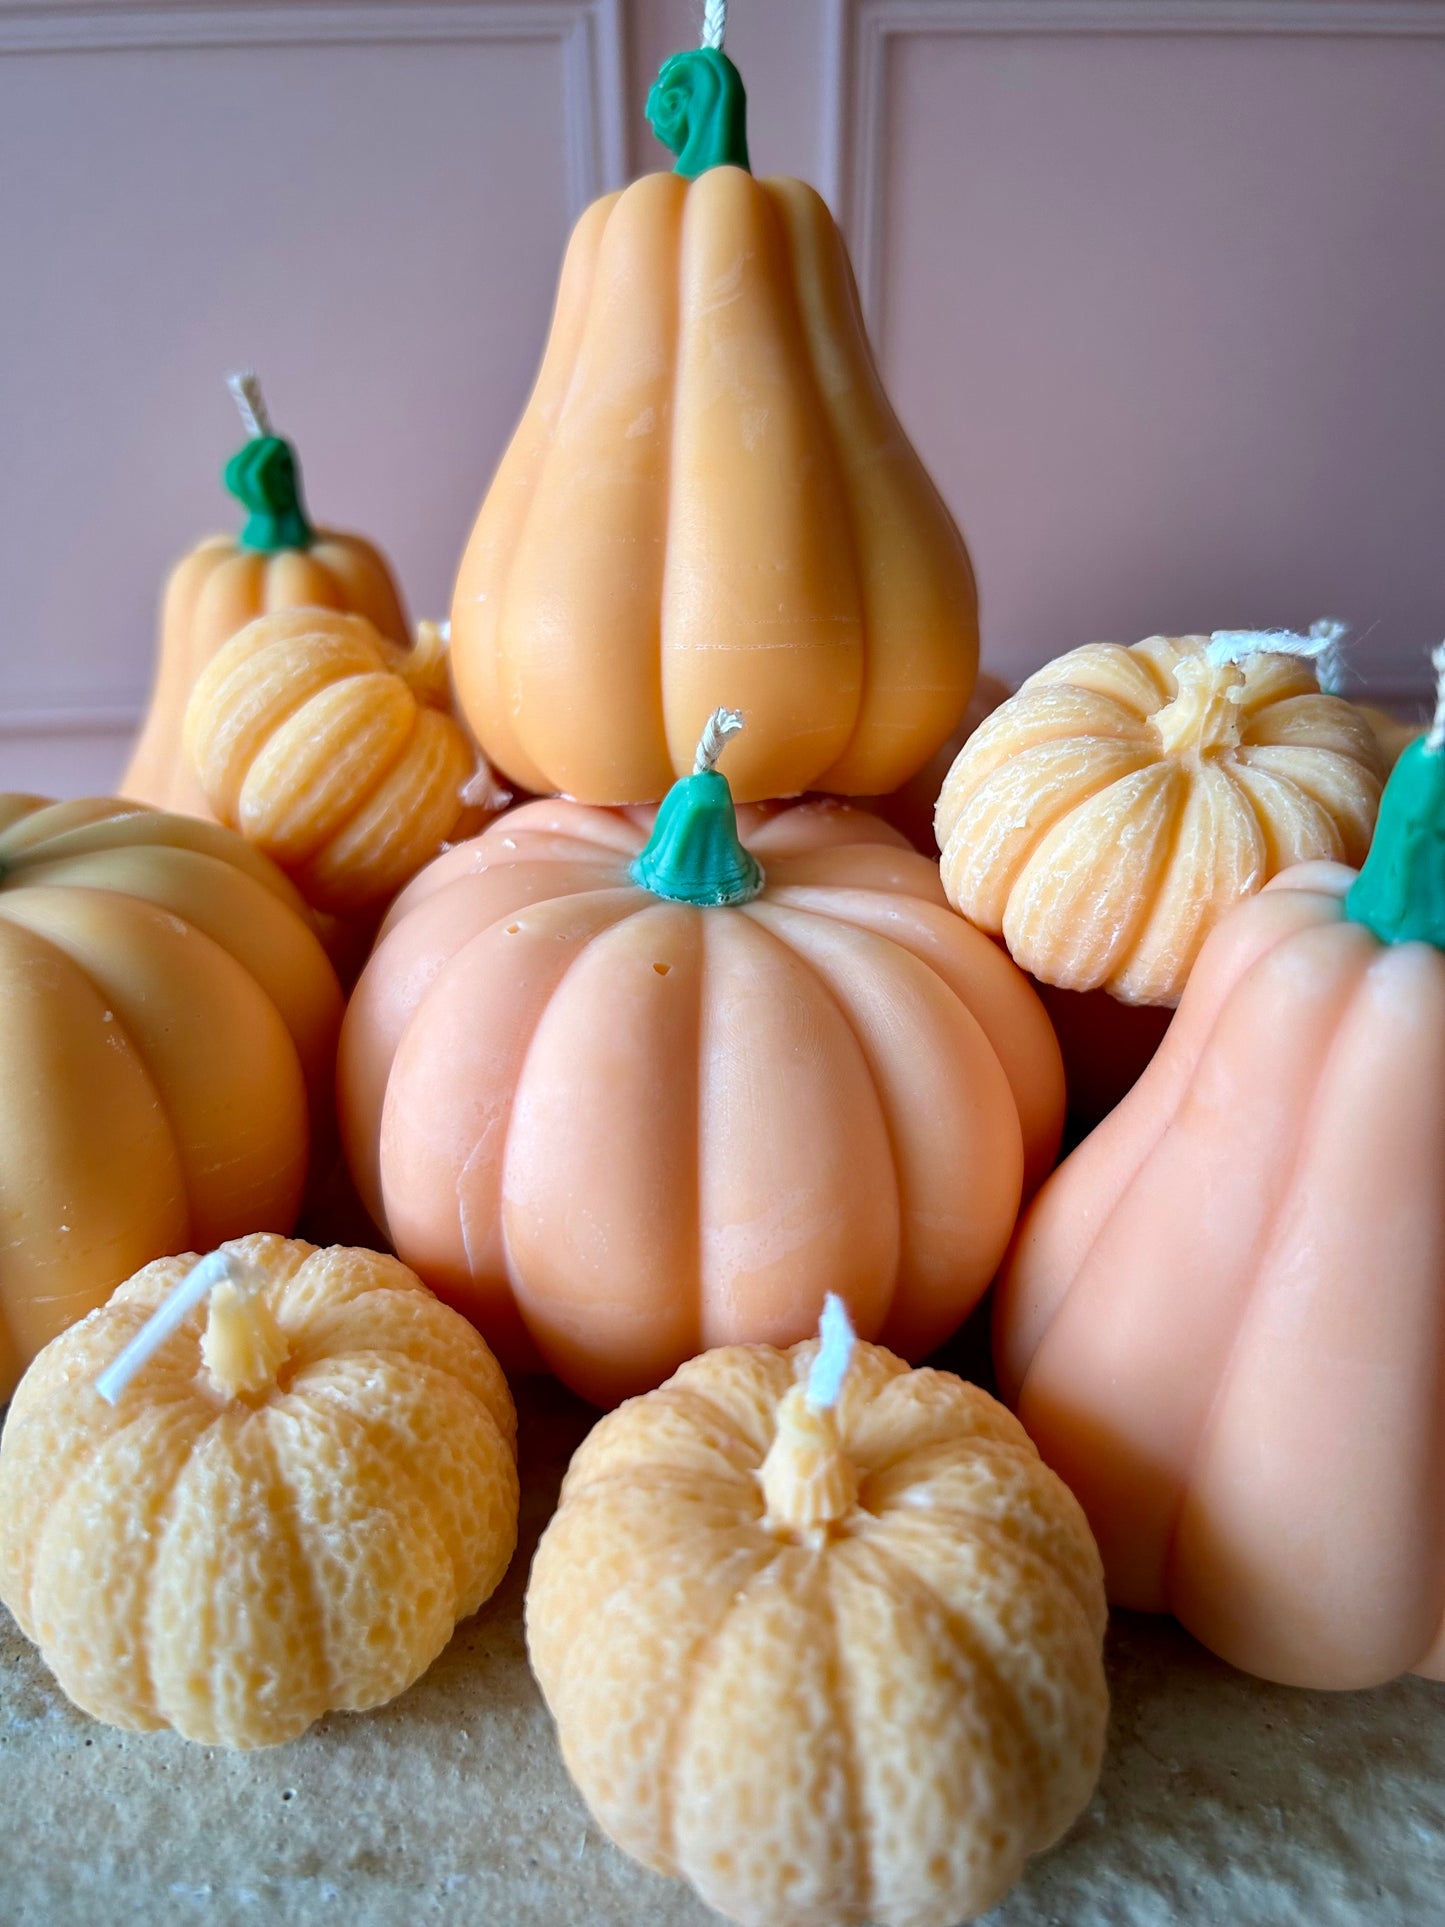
[2,1376,1443,1927]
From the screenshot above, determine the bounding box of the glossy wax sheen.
[996,862,1445,1689]
[338,799,1062,1407]
[526,1337,1108,1927]
[0,1236,518,1748]
[0,797,343,1400]
[451,168,979,807]
[937,637,1385,1006]
[123,528,409,820]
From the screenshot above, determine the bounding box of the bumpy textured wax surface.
[0,1235,518,1749]
[123,526,409,820]
[527,1338,1109,1927]
[0,797,343,1400]
[337,797,1064,1406]
[0,1368,1442,1927]
[936,636,1384,1006]
[450,167,978,806]
[996,862,1445,1688]
[184,609,482,917]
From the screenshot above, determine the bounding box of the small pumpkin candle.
[936,626,1385,1006]
[526,1294,1108,1927]
[0,1234,518,1748]
[450,29,977,807]
[995,646,1445,1688]
[183,607,487,916]
[339,710,1063,1406]
[123,372,410,820]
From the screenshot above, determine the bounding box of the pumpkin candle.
[450,17,978,806]
[339,710,1064,1406]
[994,644,1445,1688]
[0,1234,519,1748]
[526,1294,1109,1927]
[122,373,409,819]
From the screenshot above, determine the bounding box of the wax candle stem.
[1345,644,1445,949]
[94,1244,286,1406]
[223,370,315,554]
[758,1295,859,1541]
[646,46,750,177]
[631,707,764,906]
[1153,656,1246,757]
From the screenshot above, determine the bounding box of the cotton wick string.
[701,0,727,50]
[226,369,273,439]
[1425,642,1445,753]
[95,1245,253,1406]
[1206,619,1347,672]
[805,1294,856,1412]
[693,706,745,775]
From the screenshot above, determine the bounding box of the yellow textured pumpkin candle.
[451,36,977,807]
[526,1295,1108,1927]
[937,627,1384,1006]
[0,1235,519,1749]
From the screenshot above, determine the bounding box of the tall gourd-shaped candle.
[123,373,409,819]
[995,645,1445,1688]
[339,711,1062,1407]
[526,1295,1109,1927]
[450,19,978,807]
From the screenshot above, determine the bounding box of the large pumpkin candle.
[338,711,1062,1407]
[450,31,978,807]
[526,1294,1109,1927]
[123,373,409,820]
[994,645,1445,1688]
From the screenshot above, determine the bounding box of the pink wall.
[3,0,1443,797]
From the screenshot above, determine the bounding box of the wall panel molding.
[821,0,1445,337]
[0,0,627,759]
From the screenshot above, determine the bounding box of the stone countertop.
[2,1376,1442,1927]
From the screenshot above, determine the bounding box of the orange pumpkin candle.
[339,711,1062,1406]
[526,1293,1108,1927]
[0,1235,518,1749]
[450,36,977,807]
[995,647,1445,1688]
[123,373,409,820]
[0,796,342,1400]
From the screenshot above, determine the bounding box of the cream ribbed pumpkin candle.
[936,630,1385,1007]
[0,1235,518,1749]
[526,1296,1109,1927]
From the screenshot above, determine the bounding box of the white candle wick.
[1206,619,1347,672]
[693,706,745,776]
[226,369,273,440]
[1425,641,1445,753]
[95,1246,253,1406]
[805,1293,856,1412]
[701,0,727,51]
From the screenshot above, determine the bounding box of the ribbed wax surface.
[937,636,1385,1007]
[0,1236,518,1749]
[124,529,409,822]
[526,1337,1108,1927]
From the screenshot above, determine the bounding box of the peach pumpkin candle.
[0,1235,518,1748]
[995,648,1445,1688]
[183,608,485,917]
[526,1295,1108,1927]
[0,795,342,1400]
[937,628,1384,1007]
[123,373,409,820]
[450,36,977,807]
[339,712,1062,1406]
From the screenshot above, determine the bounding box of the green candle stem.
[646,46,750,178]
[222,372,315,553]
[631,709,763,907]
[1345,648,1445,949]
